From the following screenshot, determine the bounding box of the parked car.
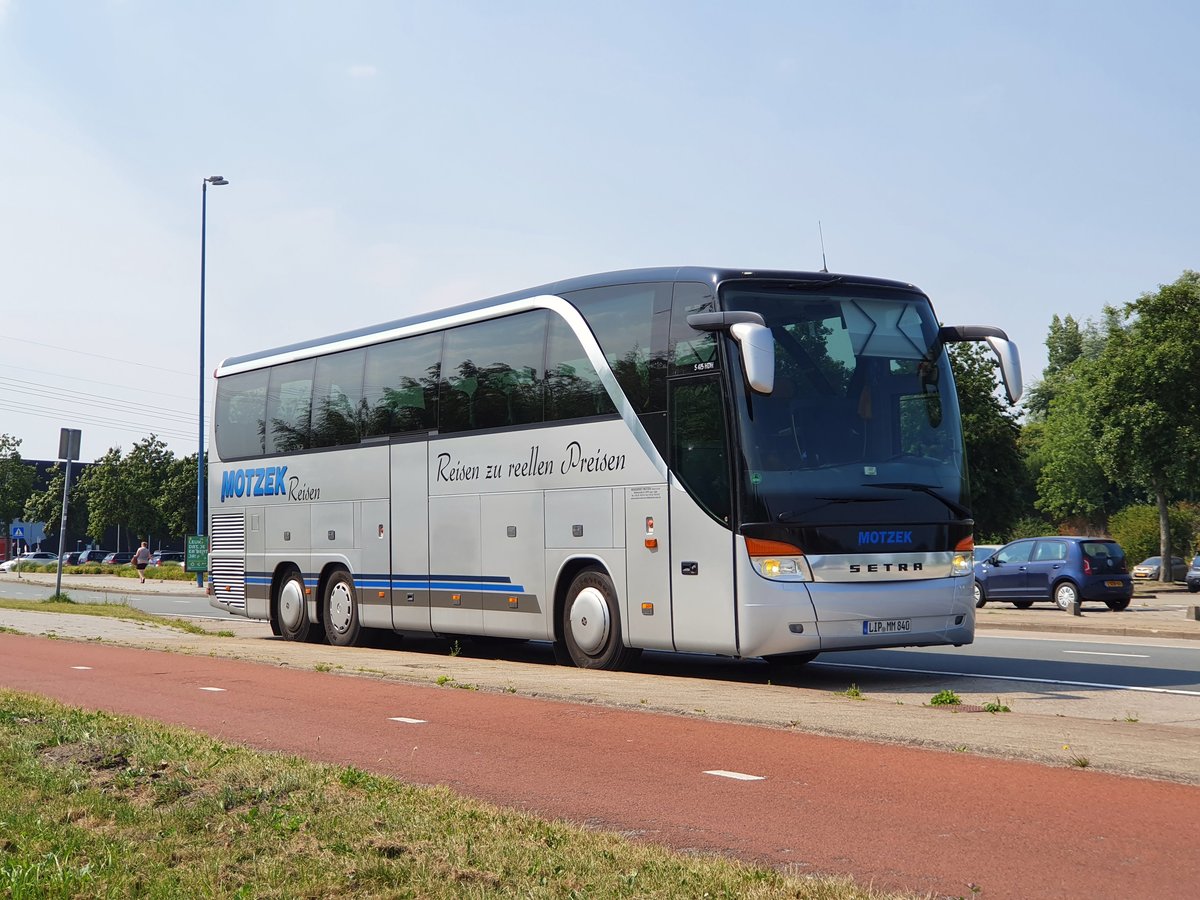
[0,551,61,572]
[102,551,136,565]
[1188,557,1200,594]
[76,550,110,564]
[61,551,84,565]
[973,536,1133,611]
[151,551,185,566]
[1131,556,1187,582]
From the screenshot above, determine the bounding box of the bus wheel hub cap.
[279,580,304,630]
[330,582,353,632]
[570,587,609,654]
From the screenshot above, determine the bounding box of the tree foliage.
[948,343,1028,540]
[0,434,37,529]
[1091,271,1200,573]
[1107,503,1198,566]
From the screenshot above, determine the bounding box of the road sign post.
[54,428,82,598]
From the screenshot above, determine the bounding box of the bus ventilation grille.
[210,512,246,609]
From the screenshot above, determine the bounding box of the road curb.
[979,621,1200,641]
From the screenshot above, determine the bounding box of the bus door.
[667,376,738,656]
[389,439,432,632]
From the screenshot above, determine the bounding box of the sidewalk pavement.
[3,571,1199,785]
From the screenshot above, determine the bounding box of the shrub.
[1108,503,1197,563]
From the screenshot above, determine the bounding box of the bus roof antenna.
[818,221,829,273]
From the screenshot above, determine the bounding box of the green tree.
[949,343,1029,540]
[79,447,128,544]
[123,435,175,541]
[21,464,88,541]
[1108,503,1197,567]
[1033,310,1135,528]
[156,453,200,539]
[1025,314,1084,421]
[0,434,37,531]
[1092,272,1200,579]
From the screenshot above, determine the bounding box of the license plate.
[1106,580,1123,588]
[863,618,911,635]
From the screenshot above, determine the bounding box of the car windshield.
[1141,557,1161,565]
[724,283,967,525]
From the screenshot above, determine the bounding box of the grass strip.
[0,690,899,899]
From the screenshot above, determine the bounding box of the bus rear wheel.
[560,569,640,671]
[276,570,313,642]
[323,570,362,647]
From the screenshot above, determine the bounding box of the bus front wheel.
[323,570,362,647]
[561,569,640,671]
[276,570,313,642]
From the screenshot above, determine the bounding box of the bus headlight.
[746,537,811,582]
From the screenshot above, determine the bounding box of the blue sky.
[1,1,1197,461]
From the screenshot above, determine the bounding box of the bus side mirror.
[984,336,1023,405]
[686,311,775,395]
[730,322,775,394]
[938,325,1024,405]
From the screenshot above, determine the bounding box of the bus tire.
[322,570,362,647]
[561,569,639,671]
[276,570,313,642]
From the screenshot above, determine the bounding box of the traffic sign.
[10,526,23,538]
[185,534,208,573]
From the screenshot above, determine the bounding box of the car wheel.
[276,570,313,642]
[322,570,362,647]
[560,569,640,671]
[1012,600,1034,609]
[974,580,987,608]
[1054,581,1080,611]
[1189,583,1199,594]
[1105,597,1131,611]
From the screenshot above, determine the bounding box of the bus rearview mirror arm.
[687,311,775,394]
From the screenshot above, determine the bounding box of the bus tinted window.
[214,369,268,459]
[363,332,441,437]
[311,348,365,448]
[566,284,664,412]
[545,315,616,421]
[440,311,547,433]
[669,283,718,375]
[670,377,730,523]
[265,359,314,454]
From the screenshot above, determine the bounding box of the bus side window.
[265,359,315,454]
[214,368,268,459]
[311,348,365,448]
[545,314,616,421]
[565,283,667,413]
[670,377,731,523]
[363,332,441,437]
[439,311,547,433]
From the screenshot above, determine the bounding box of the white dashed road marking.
[703,770,765,781]
[199,687,226,692]
[389,717,427,724]
[1062,650,1150,658]
[70,666,92,670]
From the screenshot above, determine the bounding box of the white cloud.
[347,64,378,79]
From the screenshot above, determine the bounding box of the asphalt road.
[3,632,1198,900]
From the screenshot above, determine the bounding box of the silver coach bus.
[208,267,1021,670]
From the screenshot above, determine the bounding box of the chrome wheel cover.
[568,586,610,655]
[328,579,354,634]
[279,578,305,631]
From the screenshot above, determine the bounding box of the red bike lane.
[2,633,1197,899]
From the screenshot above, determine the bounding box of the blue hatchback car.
[973,536,1133,611]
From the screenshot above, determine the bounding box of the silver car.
[1131,556,1187,582]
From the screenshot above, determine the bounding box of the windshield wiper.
[865,482,971,519]
[777,496,898,522]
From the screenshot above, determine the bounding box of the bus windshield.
[723,284,968,527]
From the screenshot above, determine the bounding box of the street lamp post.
[198,175,228,587]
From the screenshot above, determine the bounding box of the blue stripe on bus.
[241,573,524,593]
